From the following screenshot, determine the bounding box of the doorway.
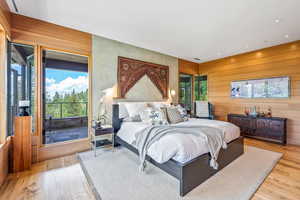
[42,50,89,144]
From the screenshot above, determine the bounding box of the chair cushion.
[195,101,210,117]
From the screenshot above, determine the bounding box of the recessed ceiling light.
[275,19,280,23]
[285,34,289,38]
[194,58,201,61]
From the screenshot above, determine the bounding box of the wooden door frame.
[178,72,194,111]
[37,46,92,148]
[0,28,7,144]
[6,40,92,160]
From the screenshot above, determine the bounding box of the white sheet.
[117,118,240,164]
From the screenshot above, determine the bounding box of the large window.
[42,50,88,144]
[179,74,192,111]
[194,75,208,101]
[7,43,35,136]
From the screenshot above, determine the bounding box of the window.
[42,50,88,144]
[7,43,35,136]
[179,74,192,111]
[194,75,208,101]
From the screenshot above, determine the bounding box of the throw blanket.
[135,125,227,171]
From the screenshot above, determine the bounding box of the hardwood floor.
[0,138,299,200]
[0,155,95,200]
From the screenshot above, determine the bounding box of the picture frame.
[231,76,290,99]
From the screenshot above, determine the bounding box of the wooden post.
[13,116,32,173]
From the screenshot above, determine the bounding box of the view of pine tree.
[46,89,88,119]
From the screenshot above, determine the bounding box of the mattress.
[117,118,240,164]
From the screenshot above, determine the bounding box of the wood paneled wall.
[198,41,300,145]
[11,14,92,55]
[179,59,198,75]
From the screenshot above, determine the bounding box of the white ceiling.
[8,0,300,63]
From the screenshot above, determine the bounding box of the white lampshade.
[170,89,176,97]
[19,100,30,107]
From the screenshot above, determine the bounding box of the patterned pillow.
[140,108,169,125]
[166,107,184,124]
[176,105,188,121]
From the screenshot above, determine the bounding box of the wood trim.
[0,137,11,187]
[38,138,90,161]
[198,40,300,145]
[36,46,92,161]
[0,29,6,144]
[0,0,11,37]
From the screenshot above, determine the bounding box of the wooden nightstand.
[91,125,114,156]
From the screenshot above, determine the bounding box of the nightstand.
[91,125,114,156]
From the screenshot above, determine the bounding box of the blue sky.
[46,68,87,82]
[45,69,88,98]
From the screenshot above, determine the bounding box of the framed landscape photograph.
[231,76,290,99]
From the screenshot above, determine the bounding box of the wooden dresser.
[228,114,287,144]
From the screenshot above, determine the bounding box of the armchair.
[194,101,214,120]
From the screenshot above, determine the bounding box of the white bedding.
[117,118,240,164]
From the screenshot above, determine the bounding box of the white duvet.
[117,118,240,164]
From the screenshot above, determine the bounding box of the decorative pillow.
[166,107,184,124]
[176,104,188,121]
[140,108,168,125]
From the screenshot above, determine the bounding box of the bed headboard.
[112,104,122,133]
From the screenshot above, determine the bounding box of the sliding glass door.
[42,49,88,144]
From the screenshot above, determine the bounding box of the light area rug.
[78,146,282,200]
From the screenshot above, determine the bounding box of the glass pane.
[194,75,208,101]
[43,50,88,144]
[7,43,35,136]
[179,74,192,111]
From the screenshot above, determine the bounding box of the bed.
[112,103,244,196]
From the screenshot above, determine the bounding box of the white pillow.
[118,103,129,119]
[150,102,169,109]
[124,102,147,118]
[139,108,152,123]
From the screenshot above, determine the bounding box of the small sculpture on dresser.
[267,106,272,118]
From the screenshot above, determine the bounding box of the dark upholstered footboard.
[114,135,244,196]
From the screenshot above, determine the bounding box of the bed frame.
[112,104,244,196]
